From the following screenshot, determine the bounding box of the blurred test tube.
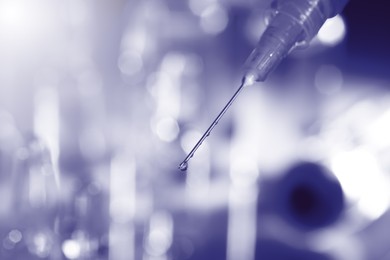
[109,152,137,260]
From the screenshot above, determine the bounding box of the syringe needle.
[179,76,253,171]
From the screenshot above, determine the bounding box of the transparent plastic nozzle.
[245,0,349,82]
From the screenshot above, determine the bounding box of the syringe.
[179,0,350,171]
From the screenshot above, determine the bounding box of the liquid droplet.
[179,162,188,171]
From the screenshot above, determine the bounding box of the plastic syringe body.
[244,0,350,82]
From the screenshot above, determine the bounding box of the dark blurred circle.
[277,162,344,230]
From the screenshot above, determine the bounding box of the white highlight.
[317,15,346,46]
[331,148,390,220]
[0,0,54,44]
[367,108,390,149]
[62,240,81,260]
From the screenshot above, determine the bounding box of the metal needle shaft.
[179,76,252,171]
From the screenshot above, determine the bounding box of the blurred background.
[1,0,390,259]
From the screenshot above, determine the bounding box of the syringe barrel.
[244,0,350,82]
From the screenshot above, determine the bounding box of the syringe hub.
[244,0,349,82]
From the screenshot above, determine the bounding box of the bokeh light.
[62,240,82,260]
[200,4,229,35]
[154,117,180,142]
[315,65,344,95]
[9,229,23,244]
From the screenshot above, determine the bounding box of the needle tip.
[178,161,188,171]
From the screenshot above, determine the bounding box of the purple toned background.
[1,0,390,259]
